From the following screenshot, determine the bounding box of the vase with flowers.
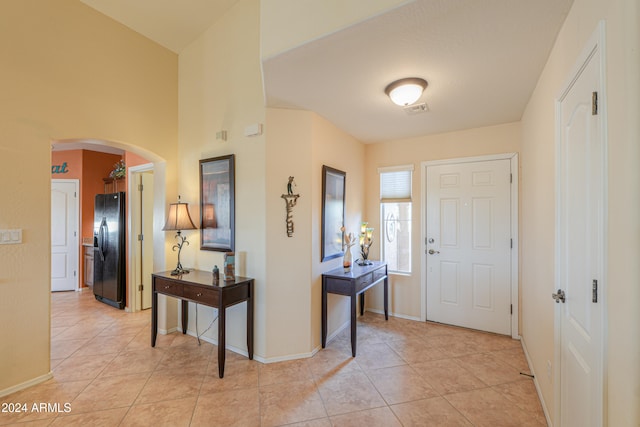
[109,160,126,179]
[340,226,357,272]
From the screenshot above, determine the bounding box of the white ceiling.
[80,0,573,143]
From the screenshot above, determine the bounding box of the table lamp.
[163,196,197,275]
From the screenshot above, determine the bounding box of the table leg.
[151,291,158,347]
[181,300,188,334]
[247,281,254,360]
[218,306,226,378]
[321,279,327,348]
[384,276,389,320]
[350,293,357,357]
[360,292,365,316]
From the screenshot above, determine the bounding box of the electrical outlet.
[546,360,552,380]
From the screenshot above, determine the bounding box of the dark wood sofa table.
[321,261,388,356]
[151,270,254,378]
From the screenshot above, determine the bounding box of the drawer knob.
[196,293,202,297]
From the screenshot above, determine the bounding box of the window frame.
[378,165,413,274]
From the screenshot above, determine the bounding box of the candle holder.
[357,222,374,266]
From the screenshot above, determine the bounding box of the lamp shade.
[385,77,428,106]
[163,201,197,231]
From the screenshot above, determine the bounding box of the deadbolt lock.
[552,289,566,303]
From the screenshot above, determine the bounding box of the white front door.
[426,159,512,335]
[51,180,79,291]
[555,27,605,427]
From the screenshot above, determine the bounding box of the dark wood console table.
[321,261,388,356]
[151,270,254,378]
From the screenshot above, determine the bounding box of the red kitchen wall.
[81,151,122,240]
[51,150,82,179]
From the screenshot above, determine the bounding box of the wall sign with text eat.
[51,162,69,174]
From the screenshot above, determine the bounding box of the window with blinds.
[380,169,412,202]
[379,166,413,274]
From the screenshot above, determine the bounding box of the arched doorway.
[51,138,167,313]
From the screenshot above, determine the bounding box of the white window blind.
[379,165,413,202]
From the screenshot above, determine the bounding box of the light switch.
[11,229,22,243]
[244,123,263,137]
[0,229,22,244]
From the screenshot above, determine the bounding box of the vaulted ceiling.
[80,0,574,143]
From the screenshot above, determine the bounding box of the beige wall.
[0,0,177,394]
[178,0,267,356]
[363,122,521,319]
[520,0,640,424]
[179,1,367,360]
[265,109,314,357]
[310,113,366,349]
[264,108,366,357]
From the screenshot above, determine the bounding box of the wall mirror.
[321,165,346,262]
[200,154,235,252]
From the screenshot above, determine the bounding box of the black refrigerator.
[93,192,126,309]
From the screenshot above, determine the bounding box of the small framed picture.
[223,252,235,281]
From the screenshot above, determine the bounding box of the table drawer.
[184,286,219,305]
[155,278,183,297]
[325,278,351,295]
[355,272,373,293]
[373,267,386,282]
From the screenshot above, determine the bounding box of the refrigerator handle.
[98,218,107,261]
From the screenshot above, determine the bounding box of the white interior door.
[51,180,79,292]
[555,30,604,426]
[426,159,512,335]
[131,170,154,310]
[141,172,154,309]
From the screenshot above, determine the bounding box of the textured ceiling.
[80,0,573,143]
[263,0,574,142]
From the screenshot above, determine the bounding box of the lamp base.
[170,260,189,276]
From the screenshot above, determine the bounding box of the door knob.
[428,249,440,255]
[552,289,566,303]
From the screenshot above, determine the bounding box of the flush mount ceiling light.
[385,77,428,106]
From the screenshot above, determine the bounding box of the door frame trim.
[553,20,607,425]
[51,178,81,291]
[127,163,154,312]
[420,153,519,338]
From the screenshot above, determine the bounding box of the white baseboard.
[185,330,318,364]
[181,319,352,365]
[0,371,53,398]
[521,338,553,427]
[171,313,425,366]
[366,308,422,322]
[158,327,178,335]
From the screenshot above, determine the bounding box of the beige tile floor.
[1,290,547,426]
